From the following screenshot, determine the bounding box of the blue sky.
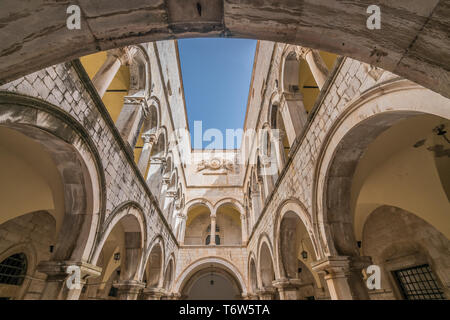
[178,38,257,149]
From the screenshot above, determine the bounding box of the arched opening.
[362,206,449,300]
[278,211,323,300]
[249,258,258,294]
[163,258,174,293]
[347,114,450,300]
[0,102,102,299]
[184,203,212,246]
[215,203,242,246]
[318,96,450,299]
[146,130,167,197]
[83,207,144,300]
[269,103,290,165]
[142,242,163,291]
[258,241,276,299]
[178,261,244,300]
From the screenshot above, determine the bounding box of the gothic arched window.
[0,253,27,286]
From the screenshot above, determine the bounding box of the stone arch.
[257,233,276,289]
[163,253,176,292]
[183,199,214,246]
[138,235,165,288]
[174,256,247,297]
[313,79,450,259]
[141,96,161,135]
[248,252,258,294]
[273,199,323,297]
[3,2,449,99]
[184,198,214,217]
[0,92,105,263]
[279,46,301,94]
[361,205,450,299]
[128,44,151,97]
[91,201,147,282]
[213,198,244,216]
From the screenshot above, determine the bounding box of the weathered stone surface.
[0,1,449,98]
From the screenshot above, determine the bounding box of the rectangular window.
[393,264,445,300]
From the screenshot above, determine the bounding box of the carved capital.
[297,46,312,59]
[107,46,138,66]
[142,133,156,144]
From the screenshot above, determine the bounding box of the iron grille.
[0,253,27,286]
[393,264,445,300]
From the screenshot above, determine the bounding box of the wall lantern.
[300,239,308,260]
[114,252,120,261]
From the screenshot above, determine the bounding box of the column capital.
[257,287,276,300]
[176,213,187,220]
[296,46,312,59]
[107,46,138,66]
[37,260,102,281]
[272,278,303,290]
[142,133,157,144]
[114,280,146,294]
[142,287,166,300]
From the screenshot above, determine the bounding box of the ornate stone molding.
[196,157,235,173]
[107,46,138,66]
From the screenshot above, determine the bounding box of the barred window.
[0,253,27,286]
[393,264,445,300]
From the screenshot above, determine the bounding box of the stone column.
[176,214,187,244]
[92,47,137,98]
[243,293,259,300]
[273,130,286,171]
[114,280,145,300]
[147,158,165,195]
[261,155,275,197]
[250,190,262,224]
[37,260,102,300]
[141,287,166,300]
[273,278,302,300]
[298,47,329,90]
[137,133,156,175]
[115,96,149,153]
[311,256,371,300]
[240,213,248,245]
[210,215,216,245]
[257,287,276,300]
[280,94,308,145]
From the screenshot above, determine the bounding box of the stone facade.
[0,39,449,300]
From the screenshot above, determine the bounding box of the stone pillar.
[141,287,166,300]
[137,133,156,175]
[257,287,276,300]
[147,158,165,195]
[92,47,137,98]
[37,260,102,300]
[273,130,286,171]
[243,293,259,300]
[250,190,262,224]
[240,213,248,245]
[176,214,187,244]
[122,232,142,281]
[311,256,371,300]
[114,280,145,300]
[298,48,329,90]
[115,96,148,153]
[210,215,216,245]
[273,278,302,300]
[280,93,308,145]
[261,156,275,197]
